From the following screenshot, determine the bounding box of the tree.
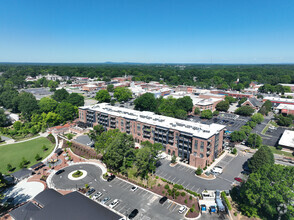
[246,121,257,128]
[194,107,200,115]
[200,110,213,119]
[13,121,22,131]
[39,97,58,113]
[35,153,42,161]
[48,80,58,89]
[225,96,237,104]
[7,163,13,171]
[248,146,274,172]
[195,167,203,175]
[174,109,187,119]
[215,101,230,112]
[251,113,264,124]
[213,110,219,116]
[175,96,193,112]
[44,112,62,126]
[171,155,177,164]
[67,93,84,106]
[247,133,262,148]
[14,92,39,119]
[235,106,255,116]
[233,165,294,219]
[134,93,157,111]
[240,125,252,136]
[0,108,8,127]
[52,88,69,102]
[55,102,78,121]
[95,90,111,103]
[114,87,132,102]
[276,114,292,127]
[238,98,247,106]
[230,131,247,142]
[107,84,114,92]
[0,89,19,109]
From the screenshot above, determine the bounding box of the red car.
[234,177,243,183]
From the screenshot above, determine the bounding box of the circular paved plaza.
[51,163,102,190]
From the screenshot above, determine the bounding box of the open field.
[0,137,54,174]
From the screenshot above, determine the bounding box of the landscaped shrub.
[158,183,161,187]
[161,178,167,182]
[35,153,42,161]
[175,191,180,197]
[276,146,282,150]
[195,167,203,175]
[174,184,184,190]
[164,184,169,190]
[47,133,56,144]
[162,190,165,194]
[155,176,159,179]
[221,191,232,210]
[189,195,192,200]
[42,145,48,151]
[184,199,187,204]
[232,148,237,155]
[181,192,186,196]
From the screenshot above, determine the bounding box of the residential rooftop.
[80,103,226,139]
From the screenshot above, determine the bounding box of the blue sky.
[0,0,294,63]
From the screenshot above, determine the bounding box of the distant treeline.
[1,63,294,89]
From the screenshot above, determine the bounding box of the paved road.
[51,164,187,220]
[155,150,251,193]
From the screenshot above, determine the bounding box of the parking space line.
[185,183,190,188]
[176,179,181,184]
[190,185,195,191]
[167,202,173,209]
[171,204,178,212]
[146,193,153,200]
[171,177,176,182]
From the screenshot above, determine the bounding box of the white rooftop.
[80,103,226,139]
[278,130,294,149]
[264,97,294,104]
[276,104,294,110]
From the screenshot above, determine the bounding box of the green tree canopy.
[175,96,193,112]
[240,125,252,136]
[114,87,132,102]
[95,90,111,103]
[215,100,230,112]
[246,133,262,148]
[248,145,274,172]
[194,107,200,115]
[55,102,78,121]
[67,93,84,106]
[251,113,264,124]
[14,92,39,119]
[235,106,255,116]
[230,130,247,142]
[134,93,157,111]
[52,88,69,102]
[107,84,114,92]
[225,96,237,104]
[38,97,58,113]
[200,109,213,119]
[0,108,8,127]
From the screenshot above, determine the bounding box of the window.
[194,140,198,150]
[168,149,171,155]
[200,142,204,152]
[199,153,204,158]
[193,152,197,156]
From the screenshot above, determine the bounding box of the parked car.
[86,188,95,196]
[234,177,243,183]
[130,186,138,192]
[159,196,168,204]
[211,166,223,174]
[101,197,111,204]
[178,205,186,214]
[109,199,119,208]
[92,192,103,200]
[128,209,139,219]
[55,169,65,175]
[107,175,116,182]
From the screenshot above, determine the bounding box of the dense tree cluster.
[275,114,293,127]
[1,64,294,89]
[258,84,291,94]
[90,127,161,178]
[232,146,293,219]
[134,94,193,119]
[235,105,255,116]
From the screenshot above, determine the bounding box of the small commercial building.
[241,97,263,110]
[11,168,33,182]
[278,130,294,151]
[276,104,294,116]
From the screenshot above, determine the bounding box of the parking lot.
[51,163,187,220]
[156,150,251,193]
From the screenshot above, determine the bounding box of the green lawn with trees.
[0,137,54,174]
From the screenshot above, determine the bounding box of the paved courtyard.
[51,163,187,220]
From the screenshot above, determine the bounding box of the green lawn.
[0,137,54,174]
[268,146,294,158]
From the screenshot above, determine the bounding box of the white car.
[109,199,120,208]
[131,186,138,192]
[92,192,103,200]
[178,205,187,214]
[212,166,223,174]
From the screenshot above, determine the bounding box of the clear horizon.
[1,0,294,63]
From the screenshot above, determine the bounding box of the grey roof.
[11,168,33,180]
[31,191,121,220]
[33,189,63,207]
[73,135,94,147]
[9,202,40,220]
[248,97,263,107]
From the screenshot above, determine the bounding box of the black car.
[128,209,139,219]
[55,169,65,175]
[107,175,116,182]
[159,196,168,204]
[86,188,96,196]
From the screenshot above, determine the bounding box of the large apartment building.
[78,103,226,168]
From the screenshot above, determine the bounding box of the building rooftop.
[276,103,294,110]
[80,103,226,139]
[9,202,40,220]
[278,130,294,149]
[33,189,63,207]
[264,97,294,104]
